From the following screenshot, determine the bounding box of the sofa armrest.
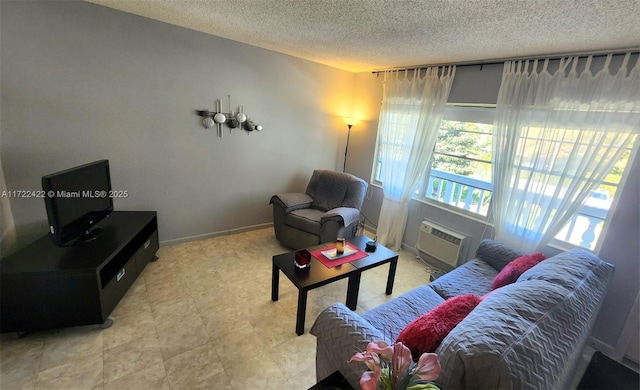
[310,303,384,387]
[269,193,313,212]
[321,207,361,227]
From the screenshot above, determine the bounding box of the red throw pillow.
[491,252,547,290]
[396,294,482,358]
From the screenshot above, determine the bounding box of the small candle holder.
[294,249,311,269]
[336,238,346,255]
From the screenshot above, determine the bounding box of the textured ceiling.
[86,0,640,72]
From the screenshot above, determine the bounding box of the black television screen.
[42,160,114,246]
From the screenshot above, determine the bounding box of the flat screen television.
[42,160,114,246]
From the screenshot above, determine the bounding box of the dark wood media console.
[0,211,159,333]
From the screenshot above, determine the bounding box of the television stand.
[68,226,105,246]
[0,211,159,333]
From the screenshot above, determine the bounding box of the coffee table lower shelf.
[271,236,398,335]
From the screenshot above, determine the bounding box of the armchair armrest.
[269,193,313,212]
[321,207,361,227]
[310,303,385,387]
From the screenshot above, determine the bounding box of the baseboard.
[587,336,616,358]
[363,223,377,235]
[159,222,274,246]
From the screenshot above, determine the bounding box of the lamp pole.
[343,123,352,172]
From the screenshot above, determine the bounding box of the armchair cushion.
[306,170,349,211]
[286,209,324,236]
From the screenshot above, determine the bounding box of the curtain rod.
[371,48,640,74]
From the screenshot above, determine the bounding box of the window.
[372,105,636,250]
[417,106,494,216]
[553,142,636,250]
[375,105,496,216]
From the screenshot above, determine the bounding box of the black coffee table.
[271,236,398,335]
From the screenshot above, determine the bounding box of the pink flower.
[414,353,441,381]
[360,363,382,390]
[349,351,380,371]
[392,342,413,374]
[366,340,393,360]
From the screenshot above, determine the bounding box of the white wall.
[1,1,355,246]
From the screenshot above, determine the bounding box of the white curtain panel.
[0,157,17,255]
[376,67,455,250]
[491,53,640,252]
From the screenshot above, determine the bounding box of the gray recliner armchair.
[270,170,368,249]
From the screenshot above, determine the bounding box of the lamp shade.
[343,117,360,127]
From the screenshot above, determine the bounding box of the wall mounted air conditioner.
[416,220,468,268]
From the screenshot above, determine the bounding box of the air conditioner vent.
[430,228,461,246]
[417,221,468,268]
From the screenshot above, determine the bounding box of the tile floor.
[0,228,432,389]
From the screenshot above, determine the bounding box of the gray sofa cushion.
[476,239,525,271]
[518,248,607,290]
[362,285,445,342]
[429,259,498,299]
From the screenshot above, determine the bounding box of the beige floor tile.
[150,296,199,331]
[199,302,256,340]
[249,305,299,348]
[39,327,103,371]
[163,344,225,389]
[211,323,275,371]
[224,353,289,390]
[103,363,168,390]
[272,333,317,379]
[156,316,209,361]
[35,352,102,390]
[284,363,317,389]
[0,336,44,385]
[145,278,191,306]
[102,310,157,350]
[103,336,164,383]
[0,374,37,390]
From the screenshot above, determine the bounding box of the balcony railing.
[418,169,609,250]
[420,169,493,216]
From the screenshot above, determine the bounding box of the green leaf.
[406,383,441,390]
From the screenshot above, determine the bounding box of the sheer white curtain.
[1,157,17,256]
[491,53,640,252]
[376,67,455,250]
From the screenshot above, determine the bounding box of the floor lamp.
[342,117,359,172]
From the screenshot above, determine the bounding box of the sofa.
[310,240,614,389]
[270,170,367,249]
